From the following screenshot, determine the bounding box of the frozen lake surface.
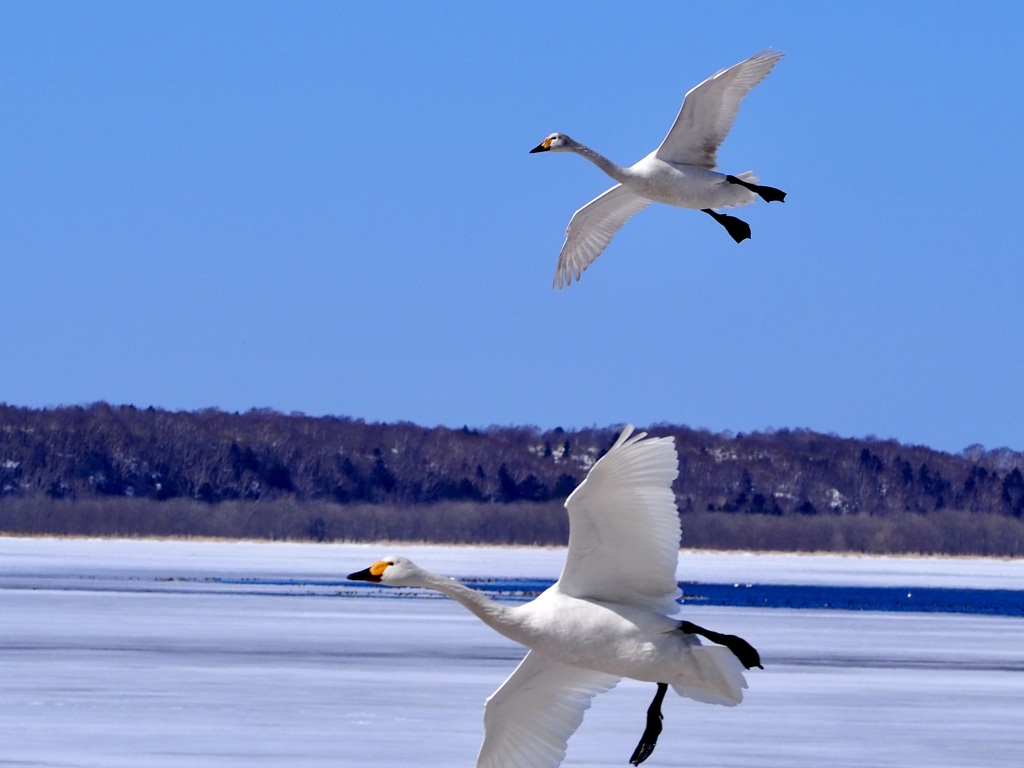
[2,537,1022,767]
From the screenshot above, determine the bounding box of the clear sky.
[3,1,1022,455]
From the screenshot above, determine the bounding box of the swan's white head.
[530,132,575,154]
[347,555,424,587]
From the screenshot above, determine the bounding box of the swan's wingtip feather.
[747,47,785,65]
[612,423,638,448]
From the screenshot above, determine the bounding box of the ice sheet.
[1,537,1022,767]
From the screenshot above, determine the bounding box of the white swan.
[531,49,786,288]
[349,425,761,767]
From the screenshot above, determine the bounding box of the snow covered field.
[2,537,1022,767]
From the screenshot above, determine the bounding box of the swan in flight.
[349,425,761,767]
[531,49,786,288]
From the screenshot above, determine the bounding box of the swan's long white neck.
[569,141,629,183]
[411,568,519,636]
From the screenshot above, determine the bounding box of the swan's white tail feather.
[717,170,759,209]
[671,645,747,706]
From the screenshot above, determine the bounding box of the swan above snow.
[349,425,761,767]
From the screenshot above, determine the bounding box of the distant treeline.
[1,402,1023,555]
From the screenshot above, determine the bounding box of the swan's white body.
[350,426,748,767]
[532,49,784,288]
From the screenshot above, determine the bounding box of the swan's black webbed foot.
[680,620,763,670]
[629,682,668,766]
[701,208,751,243]
[725,174,787,203]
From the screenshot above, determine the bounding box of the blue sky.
[3,2,1022,455]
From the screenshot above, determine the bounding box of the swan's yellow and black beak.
[347,560,389,583]
[529,138,552,153]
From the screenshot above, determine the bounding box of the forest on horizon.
[1,402,1023,556]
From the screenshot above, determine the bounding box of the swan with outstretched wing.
[531,49,786,288]
[350,425,762,766]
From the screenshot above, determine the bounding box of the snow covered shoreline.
[3,535,1023,590]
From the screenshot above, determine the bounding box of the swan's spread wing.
[553,184,650,289]
[558,426,681,612]
[478,650,620,768]
[656,49,784,168]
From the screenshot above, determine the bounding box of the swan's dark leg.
[627,626,761,765]
[725,174,787,203]
[680,621,763,670]
[629,682,668,766]
[701,208,751,243]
